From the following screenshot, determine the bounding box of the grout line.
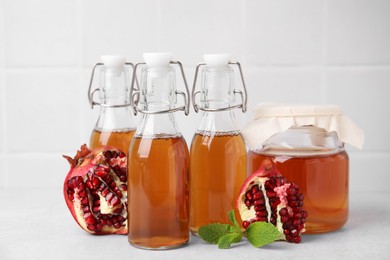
[321,0,329,104]
[0,1,8,187]
[77,0,86,143]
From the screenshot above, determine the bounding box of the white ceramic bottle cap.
[143,52,173,67]
[100,55,126,67]
[203,54,231,67]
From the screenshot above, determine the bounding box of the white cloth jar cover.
[242,103,365,150]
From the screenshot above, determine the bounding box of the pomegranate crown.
[63,144,92,168]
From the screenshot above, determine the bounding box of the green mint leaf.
[217,232,242,249]
[198,223,232,244]
[246,222,281,248]
[228,209,240,228]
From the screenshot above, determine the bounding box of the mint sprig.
[198,209,280,249]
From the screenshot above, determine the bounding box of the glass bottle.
[127,53,190,249]
[88,55,136,153]
[190,54,248,234]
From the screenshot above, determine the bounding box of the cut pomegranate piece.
[236,159,307,243]
[63,144,128,235]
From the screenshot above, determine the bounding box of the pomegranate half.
[236,159,307,243]
[63,144,128,234]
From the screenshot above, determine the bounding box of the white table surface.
[1,188,389,260]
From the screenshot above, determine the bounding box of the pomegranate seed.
[266,191,277,198]
[255,217,267,222]
[270,218,276,225]
[105,192,114,202]
[288,201,299,207]
[82,205,90,213]
[256,211,268,217]
[299,201,304,206]
[279,207,288,216]
[120,175,127,182]
[110,196,120,207]
[243,221,250,228]
[67,179,76,189]
[265,181,274,189]
[293,236,301,243]
[254,205,266,211]
[281,215,289,223]
[80,197,89,205]
[251,185,260,193]
[114,223,122,229]
[84,215,96,225]
[286,187,296,196]
[87,224,96,231]
[245,199,251,208]
[75,176,83,184]
[302,210,308,219]
[293,219,300,227]
[253,191,263,200]
[101,187,109,197]
[291,183,299,190]
[68,193,74,200]
[271,200,280,208]
[285,235,292,242]
[284,229,290,235]
[294,213,302,219]
[287,195,297,201]
[254,200,264,206]
[293,207,301,213]
[246,191,253,200]
[298,193,304,201]
[290,229,298,237]
[106,219,113,226]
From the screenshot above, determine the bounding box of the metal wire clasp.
[192,61,247,113]
[130,61,190,116]
[87,62,136,109]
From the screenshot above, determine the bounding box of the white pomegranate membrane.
[237,160,307,243]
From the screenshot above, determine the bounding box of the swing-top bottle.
[127,53,190,249]
[88,55,136,153]
[190,54,248,234]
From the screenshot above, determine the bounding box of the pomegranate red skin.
[236,159,307,243]
[63,144,128,235]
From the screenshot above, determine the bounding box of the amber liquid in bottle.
[90,128,136,153]
[248,150,349,233]
[190,131,246,234]
[128,135,190,249]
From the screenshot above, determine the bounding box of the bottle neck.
[100,67,130,106]
[95,106,136,131]
[197,110,240,134]
[135,113,182,138]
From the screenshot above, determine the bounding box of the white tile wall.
[4,69,83,153]
[327,0,390,64]
[246,0,324,65]
[3,0,80,67]
[0,0,389,191]
[326,68,390,152]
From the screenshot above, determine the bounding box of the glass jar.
[243,104,364,233]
